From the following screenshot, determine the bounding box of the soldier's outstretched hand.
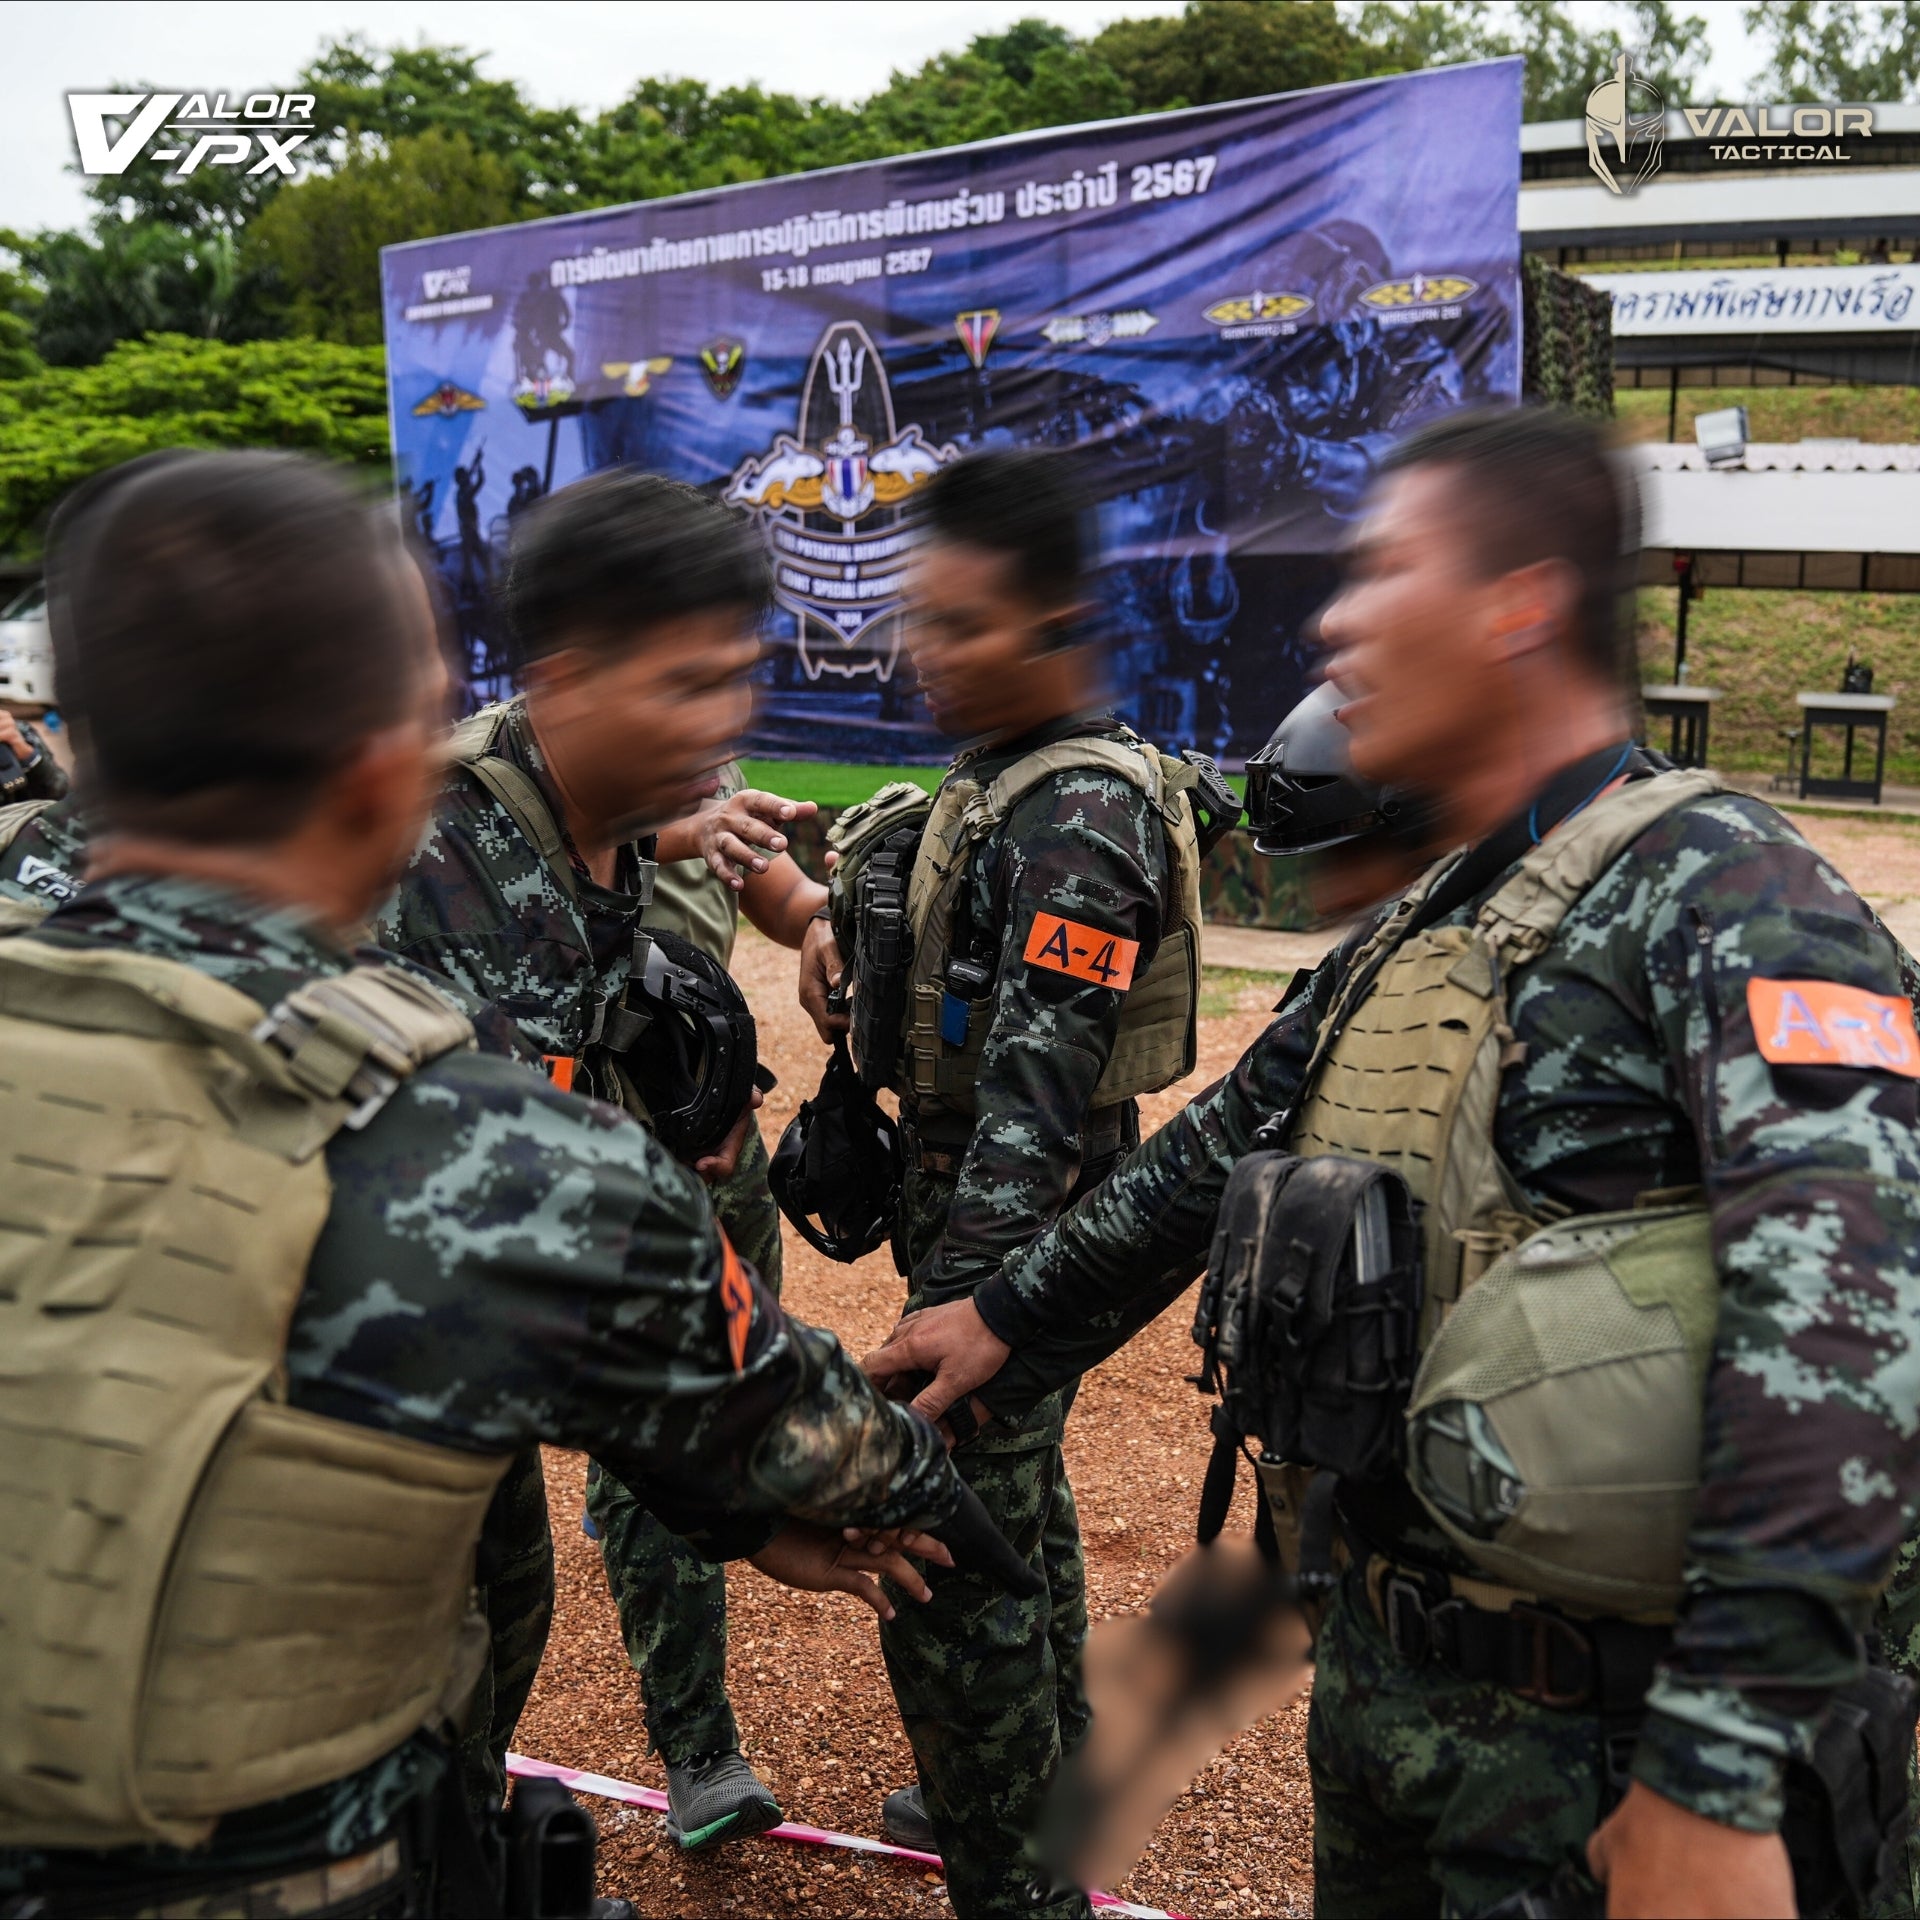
[695,788,818,889]
[864,1299,1009,1433]
[1586,1782,1793,1918]
[749,1521,952,1620]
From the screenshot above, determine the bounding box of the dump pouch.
[1191,1152,1418,1585]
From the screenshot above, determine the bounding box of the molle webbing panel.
[1289,770,1730,1314]
[0,941,498,1849]
[902,734,1201,1113]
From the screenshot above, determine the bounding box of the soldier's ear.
[1489,560,1578,664]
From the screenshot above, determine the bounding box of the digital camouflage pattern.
[376,703,789,1779]
[880,713,1173,1920]
[0,794,87,911]
[375,698,652,1060]
[1,871,960,1904]
[976,785,1920,1904]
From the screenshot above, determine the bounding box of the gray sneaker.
[881,1782,939,1853]
[663,1749,783,1851]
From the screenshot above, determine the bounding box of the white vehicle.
[0,581,54,707]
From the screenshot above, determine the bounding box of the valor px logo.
[68,91,316,178]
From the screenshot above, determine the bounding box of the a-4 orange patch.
[1747,978,1920,1077]
[541,1054,577,1093]
[1023,912,1139,990]
[717,1230,755,1371]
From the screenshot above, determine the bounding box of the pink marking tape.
[507,1752,1183,1919]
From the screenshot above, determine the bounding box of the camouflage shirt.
[906,713,1172,1307]
[0,792,87,912]
[374,697,653,1062]
[4,871,958,1893]
[974,783,1920,1832]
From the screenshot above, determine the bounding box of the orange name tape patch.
[1023,912,1140,991]
[1748,978,1920,1077]
[718,1230,755,1372]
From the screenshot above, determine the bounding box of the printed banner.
[1591,262,1920,336]
[381,60,1521,763]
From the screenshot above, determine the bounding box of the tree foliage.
[0,335,388,555]
[1744,2,1920,103]
[248,129,523,346]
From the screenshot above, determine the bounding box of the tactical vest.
[1287,769,1728,1618]
[0,940,507,1849]
[890,734,1202,1113]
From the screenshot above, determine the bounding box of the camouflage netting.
[1522,255,1615,418]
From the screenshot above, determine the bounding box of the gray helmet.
[1243,681,1432,858]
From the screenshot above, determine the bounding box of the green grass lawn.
[738,759,943,808]
[1638,586,1920,786]
[1616,384,1920,445]
[740,757,1252,809]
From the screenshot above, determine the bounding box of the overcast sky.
[4,0,1764,237]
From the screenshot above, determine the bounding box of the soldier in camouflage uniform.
[872,410,1920,1916]
[0,452,966,1916]
[584,758,836,1840]
[376,471,818,1847]
[800,451,1203,1918]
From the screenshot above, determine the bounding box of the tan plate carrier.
[900,733,1205,1112]
[0,939,507,1848]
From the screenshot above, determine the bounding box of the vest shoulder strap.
[1477,769,1728,965]
[0,940,474,1159]
[449,703,579,908]
[980,731,1165,825]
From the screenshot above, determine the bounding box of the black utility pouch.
[1195,1151,1421,1482]
[1782,1658,1919,1917]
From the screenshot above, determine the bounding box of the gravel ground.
[515,804,1920,1920]
[514,928,1303,1919]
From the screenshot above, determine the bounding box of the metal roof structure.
[1633,441,1920,590]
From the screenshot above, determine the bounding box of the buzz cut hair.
[913,448,1087,607]
[506,469,771,672]
[48,451,422,845]
[1378,406,1639,687]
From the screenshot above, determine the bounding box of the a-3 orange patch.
[718,1230,755,1371]
[1747,978,1920,1077]
[1023,912,1139,990]
[541,1054,577,1093]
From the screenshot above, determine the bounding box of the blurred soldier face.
[1317,464,1530,795]
[526,609,760,841]
[908,538,1076,740]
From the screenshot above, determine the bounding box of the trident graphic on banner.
[820,336,875,520]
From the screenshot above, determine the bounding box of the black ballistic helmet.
[769,1040,902,1262]
[1243,681,1432,859]
[608,928,769,1163]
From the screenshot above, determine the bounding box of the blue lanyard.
[1528,742,1634,847]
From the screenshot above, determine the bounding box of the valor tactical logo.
[600,356,671,399]
[725,320,958,683]
[1041,310,1157,346]
[1359,273,1479,326]
[14,856,77,904]
[1585,53,1665,195]
[700,337,747,399]
[955,310,1001,369]
[1203,290,1313,339]
[67,91,315,179]
[412,381,486,418]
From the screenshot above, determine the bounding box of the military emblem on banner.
[700,337,747,399]
[954,310,1000,370]
[600,356,672,399]
[1040,310,1156,347]
[726,319,959,684]
[1360,273,1478,310]
[412,380,486,418]
[1203,291,1313,328]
